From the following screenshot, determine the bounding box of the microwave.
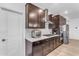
[31,29,41,38]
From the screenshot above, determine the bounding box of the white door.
[0,7,23,56]
[7,10,23,56]
[0,8,8,56]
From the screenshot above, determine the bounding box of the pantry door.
[0,7,23,56]
[7,9,23,56]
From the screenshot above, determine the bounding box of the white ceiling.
[33,3,79,19]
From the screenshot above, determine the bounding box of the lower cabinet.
[25,36,63,56]
[49,38,54,52]
[32,41,43,56]
[60,37,63,45]
[33,45,43,56]
[42,39,50,56]
[53,36,60,49]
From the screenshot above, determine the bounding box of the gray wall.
[69,18,79,40]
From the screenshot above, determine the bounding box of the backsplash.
[25,29,52,37]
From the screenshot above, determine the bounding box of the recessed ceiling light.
[64,10,68,14]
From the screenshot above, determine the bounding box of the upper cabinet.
[49,15,66,29]
[49,15,66,34]
[25,3,45,29]
[59,15,66,26]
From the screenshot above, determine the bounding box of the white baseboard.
[69,38,79,40]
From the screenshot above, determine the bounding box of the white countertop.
[25,34,60,42]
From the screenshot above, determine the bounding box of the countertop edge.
[25,35,60,42]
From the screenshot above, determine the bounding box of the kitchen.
[0,3,79,56]
[25,3,69,56]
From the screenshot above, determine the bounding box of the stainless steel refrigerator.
[62,24,69,44]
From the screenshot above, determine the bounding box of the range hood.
[45,9,53,24]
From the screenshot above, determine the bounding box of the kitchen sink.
[43,34,54,36]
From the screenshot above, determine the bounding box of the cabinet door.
[54,37,58,49]
[49,38,54,52]
[54,37,60,49]
[56,36,60,47]
[33,41,43,56]
[53,38,56,49]
[53,16,59,28]
[42,39,50,56]
[59,16,66,25]
[33,45,42,56]
[25,3,45,28]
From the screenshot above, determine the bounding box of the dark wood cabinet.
[53,37,57,49]
[60,37,63,45]
[53,36,61,49]
[33,39,50,56]
[49,38,54,52]
[33,41,43,56]
[56,36,60,47]
[49,15,66,37]
[49,15,66,29]
[25,3,45,28]
[33,45,42,56]
[42,39,50,56]
[25,36,63,56]
[59,15,66,26]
